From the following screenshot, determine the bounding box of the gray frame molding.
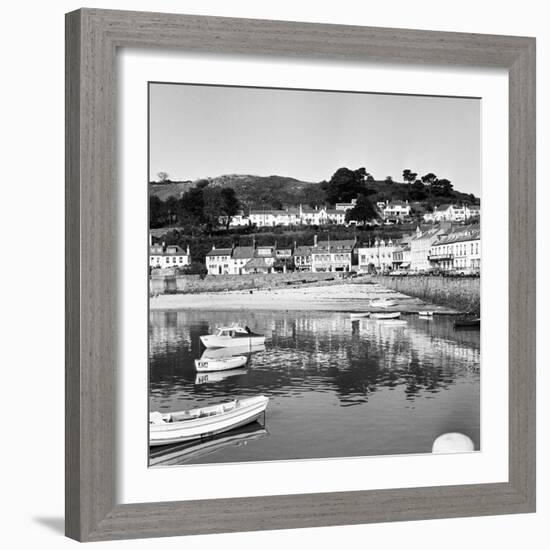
[65,8,536,542]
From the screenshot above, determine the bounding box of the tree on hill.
[385,176,394,184]
[410,179,427,201]
[403,169,418,197]
[345,194,379,225]
[322,167,367,204]
[157,171,170,183]
[431,178,453,197]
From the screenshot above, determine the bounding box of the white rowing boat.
[370,298,397,308]
[371,311,401,319]
[149,395,269,447]
[200,326,265,349]
[194,368,247,385]
[194,355,247,372]
[418,311,434,316]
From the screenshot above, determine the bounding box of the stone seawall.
[149,271,347,295]
[371,275,480,314]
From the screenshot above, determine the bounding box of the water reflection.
[149,310,480,464]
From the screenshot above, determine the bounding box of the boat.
[194,355,247,372]
[454,318,480,329]
[201,344,266,360]
[195,368,247,385]
[149,395,269,447]
[371,311,401,319]
[418,311,434,316]
[149,423,268,467]
[350,312,370,319]
[200,326,265,349]
[370,298,397,308]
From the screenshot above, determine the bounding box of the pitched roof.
[149,244,188,256]
[243,257,270,269]
[232,246,255,259]
[434,229,480,246]
[205,247,233,257]
[294,246,312,256]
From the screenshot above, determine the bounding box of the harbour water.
[149,309,480,466]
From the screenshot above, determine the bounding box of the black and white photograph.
[148,82,481,466]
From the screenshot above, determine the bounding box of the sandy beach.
[149,282,460,313]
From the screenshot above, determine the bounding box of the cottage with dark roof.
[205,246,233,275]
[149,242,190,269]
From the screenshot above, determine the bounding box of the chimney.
[314,234,318,247]
[213,244,216,250]
[186,245,190,255]
[162,241,166,252]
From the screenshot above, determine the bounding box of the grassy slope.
[150,174,480,210]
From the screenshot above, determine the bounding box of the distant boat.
[149,395,269,447]
[418,311,434,316]
[195,355,247,372]
[195,368,247,385]
[149,423,268,466]
[350,312,371,319]
[371,312,401,319]
[454,318,480,329]
[200,326,265,349]
[370,298,397,308]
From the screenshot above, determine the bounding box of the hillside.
[149,174,319,208]
[149,174,480,210]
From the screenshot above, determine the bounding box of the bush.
[180,262,208,278]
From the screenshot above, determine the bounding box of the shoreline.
[149,282,462,314]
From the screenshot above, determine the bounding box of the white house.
[380,200,411,220]
[335,198,357,211]
[423,204,477,223]
[205,246,233,275]
[410,226,448,271]
[149,243,190,269]
[357,239,398,272]
[310,237,356,272]
[429,229,481,271]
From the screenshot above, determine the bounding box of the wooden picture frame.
[65,8,536,542]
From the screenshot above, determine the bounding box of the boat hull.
[194,355,247,372]
[200,335,266,349]
[150,396,269,447]
[371,312,401,319]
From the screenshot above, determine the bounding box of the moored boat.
[195,368,247,385]
[371,311,401,319]
[454,318,480,329]
[194,355,247,372]
[201,343,266,360]
[370,298,397,308]
[200,326,265,349]
[350,312,370,319]
[149,395,269,447]
[418,311,434,316]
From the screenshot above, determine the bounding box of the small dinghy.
[454,318,480,329]
[370,298,397,308]
[150,395,269,447]
[200,326,265,349]
[195,368,247,385]
[418,311,434,317]
[194,355,247,372]
[371,311,401,320]
[350,312,370,319]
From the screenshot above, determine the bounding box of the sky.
[149,83,481,196]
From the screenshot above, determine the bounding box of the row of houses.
[205,236,357,275]
[423,203,480,223]
[357,225,480,272]
[223,200,480,228]
[149,224,481,275]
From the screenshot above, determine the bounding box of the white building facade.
[149,243,191,269]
